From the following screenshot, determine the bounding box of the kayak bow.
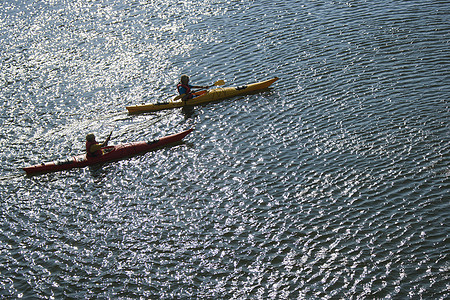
[23,129,193,175]
[126,77,279,114]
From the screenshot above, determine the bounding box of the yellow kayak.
[126,77,279,114]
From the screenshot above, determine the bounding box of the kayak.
[126,77,279,114]
[23,129,193,175]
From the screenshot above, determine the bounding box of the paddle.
[101,130,114,154]
[106,130,113,143]
[172,80,225,101]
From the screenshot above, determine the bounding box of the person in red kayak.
[177,75,209,101]
[86,132,111,157]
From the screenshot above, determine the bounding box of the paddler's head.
[86,133,96,142]
[180,75,189,85]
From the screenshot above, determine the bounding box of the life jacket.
[86,140,102,157]
[177,83,191,95]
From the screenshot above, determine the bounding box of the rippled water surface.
[1,0,449,298]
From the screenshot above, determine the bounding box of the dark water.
[1,0,449,298]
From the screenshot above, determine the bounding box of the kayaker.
[177,75,209,101]
[86,133,111,157]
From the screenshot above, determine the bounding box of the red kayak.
[23,129,193,175]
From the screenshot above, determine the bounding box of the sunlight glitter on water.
[0,0,449,298]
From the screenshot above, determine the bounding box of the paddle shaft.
[104,130,113,146]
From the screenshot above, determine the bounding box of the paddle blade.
[214,80,225,86]
[173,93,185,101]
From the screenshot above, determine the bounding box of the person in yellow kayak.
[177,75,209,101]
[86,132,111,157]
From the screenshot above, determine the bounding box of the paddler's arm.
[90,135,111,153]
[100,134,111,147]
[181,85,209,100]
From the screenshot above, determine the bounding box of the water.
[1,0,449,298]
